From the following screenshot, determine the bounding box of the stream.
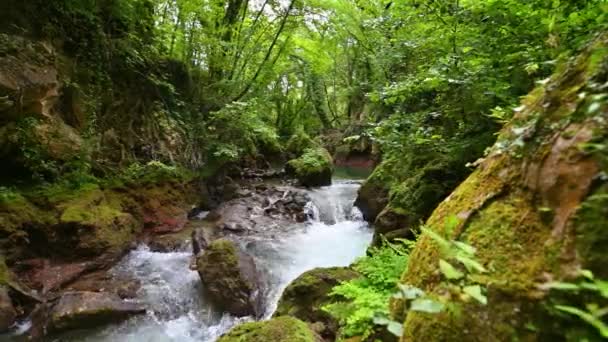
[52,179,372,342]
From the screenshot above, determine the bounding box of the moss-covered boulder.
[30,291,146,338]
[286,147,333,187]
[286,130,317,158]
[196,239,261,317]
[396,33,608,341]
[274,267,360,339]
[218,316,318,342]
[56,188,141,257]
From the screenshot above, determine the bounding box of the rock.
[274,267,360,339]
[30,291,145,338]
[0,286,16,332]
[371,204,414,244]
[397,33,608,341]
[0,34,59,120]
[286,147,334,187]
[191,228,209,256]
[64,270,141,299]
[196,239,261,317]
[56,189,141,258]
[353,177,389,222]
[218,316,319,342]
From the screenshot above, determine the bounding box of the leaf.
[397,284,425,299]
[410,298,444,313]
[387,321,404,337]
[546,282,581,291]
[579,269,594,280]
[439,259,464,280]
[463,285,487,305]
[556,305,608,338]
[373,314,391,325]
[453,241,476,256]
[455,254,487,273]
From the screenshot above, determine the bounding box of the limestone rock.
[286,147,333,187]
[274,267,360,339]
[218,316,319,342]
[397,33,608,341]
[196,239,261,317]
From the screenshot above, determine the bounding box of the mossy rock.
[274,267,360,339]
[218,316,318,342]
[55,189,141,257]
[286,130,318,158]
[196,239,261,317]
[396,33,608,341]
[286,147,333,187]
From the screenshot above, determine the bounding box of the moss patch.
[218,316,316,342]
[286,147,333,187]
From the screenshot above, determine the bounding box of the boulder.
[397,33,608,341]
[57,189,141,258]
[218,316,319,342]
[286,147,333,187]
[196,239,261,317]
[0,286,16,332]
[274,267,360,339]
[353,169,390,222]
[30,291,145,338]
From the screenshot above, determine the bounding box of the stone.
[218,316,319,342]
[196,239,261,317]
[275,267,360,340]
[30,291,146,338]
[286,148,334,187]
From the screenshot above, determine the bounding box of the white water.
[51,180,372,342]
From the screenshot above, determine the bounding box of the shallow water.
[22,180,372,342]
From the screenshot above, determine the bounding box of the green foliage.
[204,100,282,167]
[547,270,608,339]
[420,217,488,305]
[117,160,193,186]
[324,240,410,338]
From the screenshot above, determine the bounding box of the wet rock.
[354,179,389,222]
[218,316,319,342]
[56,189,141,258]
[191,228,209,256]
[64,271,141,299]
[206,185,311,236]
[286,148,333,187]
[371,204,415,244]
[0,286,16,332]
[30,291,146,338]
[196,239,261,317]
[274,267,360,340]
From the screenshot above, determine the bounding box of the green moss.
[218,316,316,342]
[286,130,318,157]
[275,267,360,325]
[286,147,333,186]
[58,188,140,256]
[574,183,608,278]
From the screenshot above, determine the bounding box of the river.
[50,180,372,341]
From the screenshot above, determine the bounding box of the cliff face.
[396,32,608,341]
[0,1,195,184]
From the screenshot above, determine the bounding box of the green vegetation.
[324,240,410,339]
[1,0,607,340]
[218,316,316,342]
[286,147,334,186]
